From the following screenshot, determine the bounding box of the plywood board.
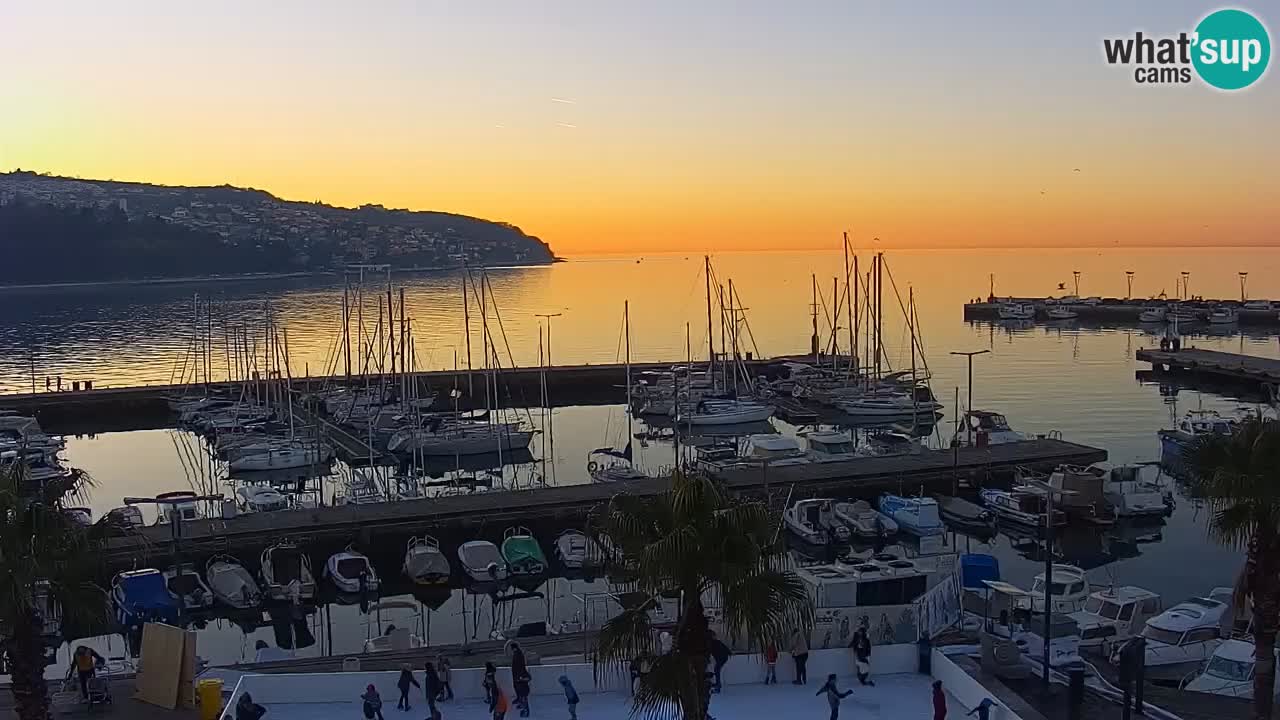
[179,628,198,707]
[133,622,185,709]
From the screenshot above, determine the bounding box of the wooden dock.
[965,298,1280,326]
[1135,347,1280,385]
[102,438,1105,570]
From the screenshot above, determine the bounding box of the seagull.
[1040,190,1047,195]
[1073,168,1081,172]
[1057,282,1067,290]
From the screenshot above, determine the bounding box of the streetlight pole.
[1181,271,1191,300]
[950,350,990,444]
[1072,271,1081,297]
[1125,271,1134,300]
[1240,272,1249,303]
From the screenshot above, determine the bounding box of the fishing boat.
[1184,639,1278,699]
[402,536,450,585]
[236,485,290,513]
[997,303,1036,320]
[162,563,214,611]
[1046,307,1078,320]
[832,500,898,539]
[1028,564,1090,613]
[111,569,179,629]
[877,494,944,536]
[387,420,535,456]
[458,540,509,582]
[325,545,380,594]
[554,529,605,570]
[934,495,996,533]
[1138,306,1168,323]
[260,542,317,602]
[783,498,851,544]
[1207,305,1239,324]
[502,527,548,576]
[680,399,774,426]
[979,488,1065,528]
[1112,592,1232,681]
[206,555,262,609]
[1068,585,1162,651]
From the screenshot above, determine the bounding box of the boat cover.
[502,536,546,571]
[961,554,1000,590]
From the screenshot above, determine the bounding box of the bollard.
[1067,663,1084,720]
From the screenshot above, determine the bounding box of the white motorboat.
[877,494,944,536]
[680,399,774,426]
[997,302,1036,320]
[228,442,333,472]
[457,540,509,582]
[587,449,650,482]
[1184,639,1277,699]
[1103,465,1171,517]
[387,421,534,456]
[1208,305,1239,324]
[236,485,290,513]
[837,393,942,417]
[1046,307,1078,320]
[958,410,1028,446]
[325,545,380,594]
[740,434,809,465]
[979,488,1065,528]
[1113,592,1231,681]
[155,490,200,524]
[259,542,316,602]
[162,562,214,611]
[1069,585,1161,650]
[1138,306,1168,323]
[832,500,898,539]
[801,430,862,461]
[783,498,850,545]
[402,536,450,585]
[1029,564,1090,613]
[363,600,424,653]
[1243,300,1274,311]
[554,529,605,570]
[206,555,262,609]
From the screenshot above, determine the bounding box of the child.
[361,684,385,720]
[492,684,510,720]
[764,642,778,684]
[816,674,853,720]
[436,654,454,701]
[396,664,419,711]
[559,675,579,720]
[483,662,498,712]
[933,680,947,720]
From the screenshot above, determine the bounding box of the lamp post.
[1240,272,1249,303]
[1072,271,1081,297]
[1025,479,1076,687]
[1125,271,1135,300]
[124,493,223,620]
[1181,272,1191,300]
[950,350,990,444]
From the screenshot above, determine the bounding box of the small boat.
[1029,564,1090,613]
[111,569,179,628]
[1103,465,1172,517]
[1159,409,1238,467]
[681,399,774,426]
[997,303,1036,320]
[979,488,1065,528]
[832,500,898,539]
[1069,585,1162,651]
[740,434,810,466]
[502,527,548,576]
[1081,297,1102,306]
[154,490,201,524]
[1184,639,1277,699]
[236,485,290,513]
[1112,592,1232,681]
[934,495,995,532]
[206,555,262,609]
[554,529,605,570]
[801,430,862,461]
[363,600,424,653]
[837,393,943,418]
[325,545,380,594]
[1243,300,1273,311]
[1208,305,1238,324]
[1041,465,1111,521]
[260,542,317,602]
[957,410,1027,446]
[1046,307,1078,320]
[162,562,214,611]
[783,498,851,545]
[457,540,509,582]
[229,442,334,472]
[877,494,944,536]
[402,536,450,585]
[1138,306,1168,323]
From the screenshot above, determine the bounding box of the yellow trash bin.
[197,678,224,720]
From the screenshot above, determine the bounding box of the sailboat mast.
[909,287,918,422]
[875,252,884,379]
[853,255,860,377]
[624,301,632,453]
[704,255,715,373]
[831,276,839,369]
[462,275,473,397]
[342,282,351,379]
[810,274,819,363]
[843,232,854,374]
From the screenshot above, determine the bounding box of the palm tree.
[1187,416,1280,720]
[590,472,813,720]
[0,463,107,720]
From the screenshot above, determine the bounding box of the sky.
[1,1,1277,254]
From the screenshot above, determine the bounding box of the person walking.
[966,697,997,720]
[422,661,441,719]
[764,643,778,684]
[396,664,419,711]
[361,684,385,720]
[235,692,267,720]
[816,674,853,720]
[492,684,511,720]
[850,624,874,686]
[436,654,454,701]
[558,675,580,720]
[483,662,499,712]
[932,680,947,720]
[71,645,104,700]
[708,631,731,693]
[791,631,810,685]
[510,641,532,717]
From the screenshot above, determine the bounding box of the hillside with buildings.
[0,171,556,284]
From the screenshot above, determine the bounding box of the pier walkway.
[1135,347,1280,385]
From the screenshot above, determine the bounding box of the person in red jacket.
[764,643,778,684]
[933,680,948,720]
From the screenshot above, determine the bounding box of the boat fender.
[588,461,600,473]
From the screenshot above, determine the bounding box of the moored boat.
[784,498,850,545]
[325,545,380,594]
[502,526,548,576]
[260,542,316,602]
[458,540,509,582]
[832,499,898,539]
[206,555,262,609]
[877,494,944,536]
[403,536,450,585]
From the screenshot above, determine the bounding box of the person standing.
[708,631,731,693]
[558,675,580,720]
[790,631,810,685]
[932,680,947,720]
[763,643,778,684]
[396,664,419,711]
[361,684,385,720]
[816,674,853,720]
[510,642,532,717]
[436,654,454,701]
[483,662,499,712]
[850,625,874,686]
[422,661,441,719]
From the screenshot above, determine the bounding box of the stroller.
[85,675,113,708]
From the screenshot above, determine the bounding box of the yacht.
[1029,564,1090,613]
[587,449,650,482]
[162,562,214,611]
[1112,593,1231,681]
[832,500,898,539]
[680,399,774,426]
[206,555,262,609]
[784,498,851,545]
[228,442,333,472]
[457,540,509,582]
[877,494,944,536]
[837,393,942,418]
[1208,305,1239,324]
[402,536,451,585]
[997,303,1036,320]
[1185,639,1276,699]
[387,420,535,456]
[1046,307,1078,320]
[259,542,317,602]
[1069,585,1162,650]
[325,546,380,594]
[1138,306,1168,323]
[501,526,549,577]
[957,410,1027,446]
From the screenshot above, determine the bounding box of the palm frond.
[631,652,707,720]
[718,569,814,649]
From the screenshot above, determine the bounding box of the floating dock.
[1136,347,1280,386]
[965,298,1280,326]
[102,438,1105,571]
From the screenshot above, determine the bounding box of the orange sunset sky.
[2,1,1277,254]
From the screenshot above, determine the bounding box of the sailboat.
[589,301,651,482]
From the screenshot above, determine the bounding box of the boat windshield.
[1031,579,1070,595]
[335,557,370,578]
[1141,625,1184,645]
[814,441,855,454]
[1206,655,1253,682]
[1084,597,1125,619]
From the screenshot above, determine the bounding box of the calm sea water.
[12,247,1280,670]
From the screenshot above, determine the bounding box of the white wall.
[930,649,1025,720]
